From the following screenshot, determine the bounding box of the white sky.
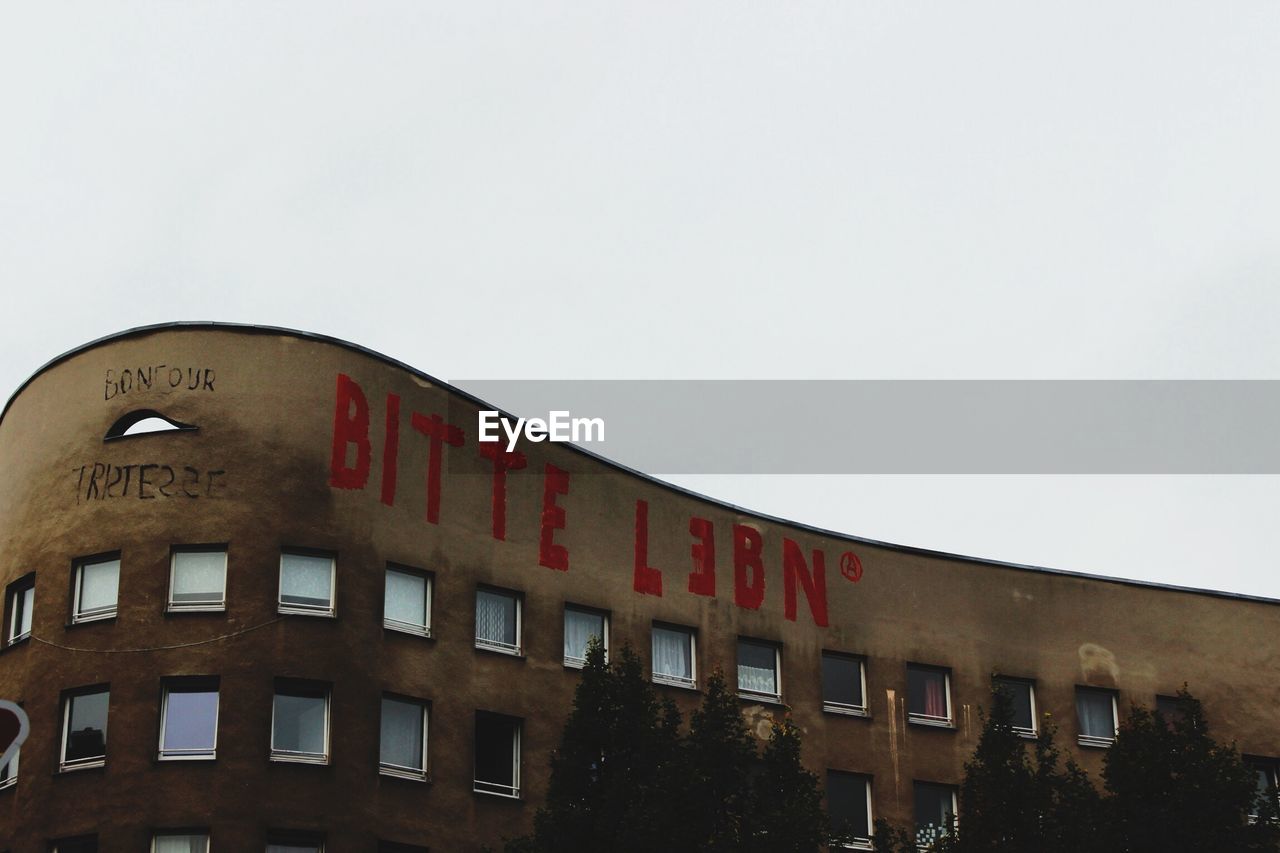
[2,3,1278,597]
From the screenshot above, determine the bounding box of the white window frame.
[269,683,331,765]
[906,665,954,728]
[474,587,522,656]
[829,770,874,851]
[822,652,870,717]
[277,550,337,618]
[60,687,109,772]
[651,624,698,689]
[563,605,609,668]
[994,676,1038,738]
[167,547,228,612]
[1075,687,1119,748]
[383,564,432,637]
[158,680,220,761]
[0,744,17,789]
[71,556,120,624]
[736,638,782,703]
[6,575,34,645]
[151,832,211,853]
[379,695,430,781]
[473,713,522,799]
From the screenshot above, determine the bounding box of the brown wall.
[1,324,1278,851]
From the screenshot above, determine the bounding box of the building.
[1,322,1278,852]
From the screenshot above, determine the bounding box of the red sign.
[0,700,29,772]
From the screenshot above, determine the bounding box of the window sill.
[1,635,30,652]
[824,703,870,719]
[270,753,330,765]
[277,607,336,619]
[384,621,432,639]
[473,785,522,800]
[1015,729,1039,740]
[58,759,106,774]
[653,675,698,691]
[166,604,227,614]
[738,692,784,706]
[475,641,523,658]
[68,613,117,627]
[380,766,430,783]
[907,715,955,730]
[837,841,873,851]
[158,753,217,762]
[0,778,16,792]
[1077,735,1115,749]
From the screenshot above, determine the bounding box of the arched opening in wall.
[104,410,198,441]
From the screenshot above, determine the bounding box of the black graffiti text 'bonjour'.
[104,366,215,400]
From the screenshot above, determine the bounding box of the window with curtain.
[152,833,210,853]
[278,551,335,615]
[907,666,951,726]
[61,687,109,770]
[380,695,428,779]
[827,770,873,849]
[169,548,227,610]
[914,782,956,848]
[271,683,329,763]
[384,565,431,636]
[1247,757,1280,819]
[474,711,521,798]
[1075,687,1117,746]
[993,677,1037,736]
[159,680,219,760]
[822,652,867,715]
[6,574,34,644]
[475,588,520,653]
[737,639,780,700]
[652,625,695,687]
[563,607,606,667]
[73,556,119,622]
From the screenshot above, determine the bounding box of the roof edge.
[5,320,1277,609]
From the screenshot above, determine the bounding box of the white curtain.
[476,590,516,647]
[652,628,691,680]
[384,570,426,627]
[737,643,776,694]
[80,559,119,613]
[564,610,603,662]
[1076,691,1115,738]
[280,554,332,606]
[172,551,226,601]
[380,697,425,770]
[154,836,208,853]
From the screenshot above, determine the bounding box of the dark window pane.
[914,783,955,844]
[822,654,864,708]
[827,771,870,840]
[378,843,428,853]
[65,690,109,762]
[994,678,1034,731]
[907,667,949,719]
[380,697,426,772]
[1076,689,1116,740]
[475,713,518,794]
[53,837,98,853]
[272,690,327,757]
[737,641,777,696]
[162,688,219,755]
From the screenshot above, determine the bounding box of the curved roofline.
[5,320,1277,608]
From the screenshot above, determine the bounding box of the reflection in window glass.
[271,686,329,763]
[160,683,219,759]
[62,688,109,769]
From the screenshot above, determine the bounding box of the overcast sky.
[2,3,1278,597]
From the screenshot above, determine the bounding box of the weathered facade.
[1,323,1278,852]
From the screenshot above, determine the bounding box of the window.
[475,588,520,654]
[1155,694,1186,728]
[380,695,429,780]
[652,624,696,688]
[60,686,109,771]
[378,842,428,853]
[384,565,431,637]
[0,744,17,790]
[159,679,219,760]
[474,711,521,798]
[168,548,227,611]
[1075,687,1118,747]
[266,834,324,853]
[822,652,868,716]
[827,771,873,850]
[563,606,607,667]
[1247,757,1280,820]
[51,837,98,853]
[737,638,781,702]
[5,574,34,645]
[152,833,210,853]
[271,682,330,764]
[72,555,119,623]
[907,665,952,727]
[993,677,1037,737]
[278,551,335,616]
[914,782,957,849]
